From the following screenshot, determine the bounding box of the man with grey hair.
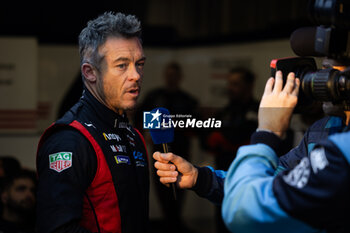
[36,12,148,233]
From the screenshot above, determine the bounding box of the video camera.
[270,0,350,112]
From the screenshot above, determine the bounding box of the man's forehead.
[13,178,34,186]
[99,37,144,59]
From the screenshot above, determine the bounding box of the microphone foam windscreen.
[290,27,323,57]
[149,107,174,144]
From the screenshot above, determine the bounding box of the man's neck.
[84,84,124,115]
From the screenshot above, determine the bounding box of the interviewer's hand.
[153,152,198,189]
[258,71,300,138]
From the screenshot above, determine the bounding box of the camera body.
[271,57,350,111]
[271,0,350,111]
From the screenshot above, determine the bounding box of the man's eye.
[16,186,27,192]
[136,62,145,69]
[117,64,127,69]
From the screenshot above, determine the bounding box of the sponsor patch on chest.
[114,155,131,165]
[49,152,72,172]
[103,132,121,141]
[133,151,146,167]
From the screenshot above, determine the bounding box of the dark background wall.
[0,2,322,230]
[0,0,313,46]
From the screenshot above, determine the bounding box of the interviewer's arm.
[222,71,321,233]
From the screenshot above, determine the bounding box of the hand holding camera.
[258,71,300,138]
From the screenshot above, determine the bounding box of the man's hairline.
[82,35,142,67]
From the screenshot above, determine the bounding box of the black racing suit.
[36,89,149,233]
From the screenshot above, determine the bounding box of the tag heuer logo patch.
[49,152,72,172]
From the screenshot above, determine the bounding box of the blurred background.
[0,1,323,232]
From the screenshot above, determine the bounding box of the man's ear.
[81,63,97,83]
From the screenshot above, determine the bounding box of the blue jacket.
[221,130,350,233]
[193,116,345,204]
[278,116,344,170]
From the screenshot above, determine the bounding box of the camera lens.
[301,68,350,103]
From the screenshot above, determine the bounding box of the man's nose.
[25,189,35,200]
[129,65,141,82]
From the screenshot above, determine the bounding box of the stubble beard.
[5,196,35,217]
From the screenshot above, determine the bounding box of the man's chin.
[121,102,137,111]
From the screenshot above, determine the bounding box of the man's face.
[227,72,252,102]
[3,178,36,213]
[97,37,145,113]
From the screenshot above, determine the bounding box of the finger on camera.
[283,72,296,93]
[273,70,283,93]
[291,78,300,96]
[264,77,274,95]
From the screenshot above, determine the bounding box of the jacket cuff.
[250,131,284,156]
[190,166,213,197]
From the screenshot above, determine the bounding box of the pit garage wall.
[0,38,305,227]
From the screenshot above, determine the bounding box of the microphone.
[149,107,177,200]
[290,26,324,57]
